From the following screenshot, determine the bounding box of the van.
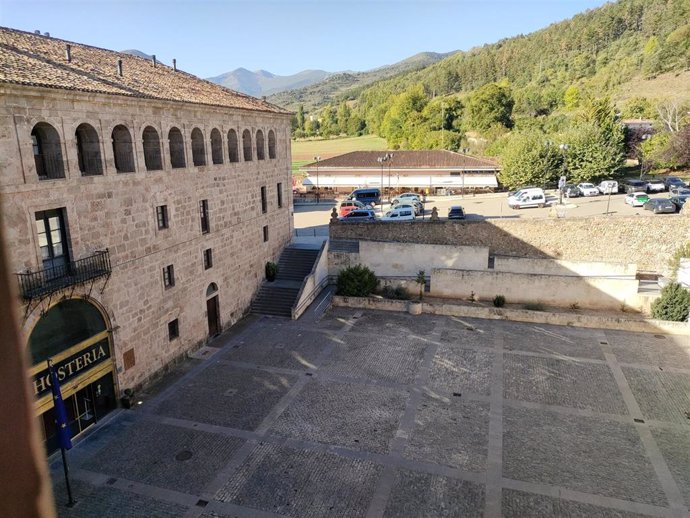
[508,188,546,209]
[348,188,381,207]
[598,180,618,195]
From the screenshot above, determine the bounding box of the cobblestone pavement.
[50,308,690,517]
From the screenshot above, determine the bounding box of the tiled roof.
[0,27,289,114]
[303,150,499,169]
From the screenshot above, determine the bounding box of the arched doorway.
[28,298,116,454]
[206,283,220,338]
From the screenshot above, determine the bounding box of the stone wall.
[330,216,690,272]
[1,85,293,390]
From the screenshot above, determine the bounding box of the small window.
[168,319,179,340]
[263,225,269,242]
[261,186,267,214]
[199,199,210,234]
[156,205,169,230]
[163,264,175,288]
[277,182,283,208]
[203,248,213,270]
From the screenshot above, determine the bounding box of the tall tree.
[465,83,514,133]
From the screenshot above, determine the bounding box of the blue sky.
[0,0,608,78]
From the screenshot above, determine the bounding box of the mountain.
[206,68,332,97]
[120,49,155,60]
[268,51,456,111]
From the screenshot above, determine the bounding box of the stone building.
[0,27,293,452]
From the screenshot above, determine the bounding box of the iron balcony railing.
[17,250,111,300]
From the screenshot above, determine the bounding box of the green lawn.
[291,135,388,169]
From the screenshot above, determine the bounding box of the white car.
[578,183,599,196]
[625,191,650,207]
[645,178,666,193]
[392,202,419,215]
[393,192,422,203]
[597,180,618,194]
[381,207,415,221]
[508,188,547,209]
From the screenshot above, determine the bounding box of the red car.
[338,200,367,217]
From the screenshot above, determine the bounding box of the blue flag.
[48,361,72,450]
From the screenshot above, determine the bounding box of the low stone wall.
[330,215,690,272]
[493,256,636,277]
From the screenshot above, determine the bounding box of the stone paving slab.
[382,469,485,517]
[215,442,382,517]
[623,367,690,424]
[501,323,606,360]
[503,406,668,506]
[439,317,502,349]
[504,354,629,414]
[54,479,187,518]
[403,393,489,472]
[348,310,441,336]
[605,330,690,369]
[427,345,493,396]
[311,306,356,331]
[80,420,244,495]
[269,379,408,454]
[155,363,299,430]
[320,333,427,384]
[502,488,652,517]
[651,426,690,505]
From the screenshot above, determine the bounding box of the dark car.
[338,209,376,222]
[664,176,687,191]
[669,195,689,212]
[643,198,676,214]
[620,179,648,194]
[448,205,465,220]
[561,184,581,198]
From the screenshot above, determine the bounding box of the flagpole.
[60,445,75,507]
[48,360,76,507]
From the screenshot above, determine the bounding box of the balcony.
[17,250,111,300]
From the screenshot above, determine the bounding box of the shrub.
[265,261,278,281]
[524,302,545,311]
[415,270,426,300]
[493,295,506,307]
[380,285,411,300]
[337,265,378,297]
[668,242,690,280]
[651,282,690,322]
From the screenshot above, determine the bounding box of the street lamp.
[313,156,321,204]
[558,143,569,205]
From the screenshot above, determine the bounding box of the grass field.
[291,135,388,171]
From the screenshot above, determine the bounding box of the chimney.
[44,32,50,37]
[172,58,177,72]
[152,54,157,67]
[65,44,71,63]
[117,59,123,76]
[262,96,266,101]
[34,30,40,35]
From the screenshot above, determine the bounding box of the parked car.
[508,188,547,209]
[338,209,376,222]
[597,180,618,194]
[577,183,600,196]
[392,197,423,215]
[392,192,421,204]
[643,198,676,214]
[625,192,650,207]
[669,186,690,197]
[448,206,466,219]
[620,179,648,194]
[347,188,381,207]
[338,200,367,217]
[507,186,537,197]
[643,177,666,193]
[393,201,420,216]
[380,207,415,221]
[664,176,687,191]
[561,184,581,198]
[669,195,689,212]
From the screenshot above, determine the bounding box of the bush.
[337,265,378,297]
[380,285,411,300]
[493,295,506,307]
[524,302,545,311]
[668,242,690,280]
[651,282,690,322]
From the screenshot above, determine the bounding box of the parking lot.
[51,308,690,517]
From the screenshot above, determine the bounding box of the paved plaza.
[51,307,690,517]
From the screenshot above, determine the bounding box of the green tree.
[498,132,563,189]
[563,85,582,111]
[336,102,351,135]
[465,83,514,133]
[561,122,625,182]
[651,283,690,322]
[296,105,305,131]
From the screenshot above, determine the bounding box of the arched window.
[191,128,206,167]
[169,127,186,168]
[31,122,65,180]
[242,129,252,161]
[142,126,162,171]
[112,125,135,173]
[210,128,223,165]
[227,129,239,163]
[75,123,102,176]
[256,130,265,160]
[268,130,276,159]
[206,282,218,297]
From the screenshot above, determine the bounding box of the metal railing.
[17,250,111,299]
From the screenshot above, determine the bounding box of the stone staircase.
[251,245,321,317]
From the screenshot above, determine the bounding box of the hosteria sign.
[32,339,110,398]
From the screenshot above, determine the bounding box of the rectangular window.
[261,186,267,214]
[35,208,70,274]
[163,264,175,288]
[263,225,269,242]
[156,205,169,230]
[203,248,213,270]
[277,182,283,208]
[168,319,179,340]
[199,199,209,234]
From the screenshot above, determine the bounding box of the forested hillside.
[289,0,690,187]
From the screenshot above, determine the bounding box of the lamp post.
[377,153,391,214]
[387,153,394,204]
[313,156,321,204]
[558,143,569,205]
